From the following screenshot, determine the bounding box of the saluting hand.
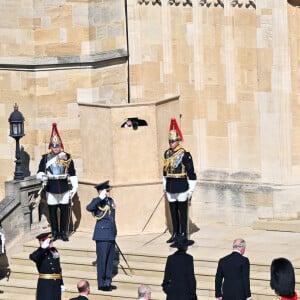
[99,189,107,200]
[41,238,51,249]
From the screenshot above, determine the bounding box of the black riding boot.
[59,204,70,241]
[48,205,59,241]
[178,201,188,238]
[166,201,180,243]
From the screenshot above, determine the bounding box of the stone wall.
[128,0,300,187]
[1,0,300,235]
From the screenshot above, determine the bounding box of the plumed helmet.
[169,118,183,142]
[48,123,64,150]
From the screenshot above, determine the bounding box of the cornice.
[0,49,128,72]
[137,0,256,8]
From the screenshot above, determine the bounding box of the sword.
[67,189,73,234]
[142,193,165,232]
[142,227,168,246]
[115,241,133,276]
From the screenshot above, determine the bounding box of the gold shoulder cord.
[163,148,185,173]
[57,155,72,174]
[93,204,110,221]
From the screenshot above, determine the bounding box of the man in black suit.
[215,238,252,300]
[69,279,90,300]
[162,236,197,300]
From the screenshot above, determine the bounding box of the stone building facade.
[0,0,300,240]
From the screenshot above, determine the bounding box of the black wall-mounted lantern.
[8,103,25,180]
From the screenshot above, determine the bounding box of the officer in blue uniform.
[29,232,64,300]
[86,180,117,291]
[163,118,197,243]
[37,123,78,241]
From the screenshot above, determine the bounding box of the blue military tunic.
[29,247,63,300]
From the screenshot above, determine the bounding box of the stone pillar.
[257,1,292,184]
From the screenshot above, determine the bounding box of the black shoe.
[166,232,178,243]
[52,231,58,241]
[109,284,117,290]
[99,286,112,292]
[61,232,69,242]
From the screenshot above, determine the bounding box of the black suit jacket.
[215,251,251,300]
[69,296,88,300]
[162,250,197,300]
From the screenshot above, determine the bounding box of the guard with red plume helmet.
[163,117,197,244]
[169,118,184,142]
[48,122,64,149]
[36,123,78,242]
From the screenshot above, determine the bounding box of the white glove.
[69,176,78,199]
[61,285,66,292]
[187,180,197,201]
[162,176,167,192]
[37,172,48,182]
[41,238,51,249]
[70,189,76,199]
[99,189,107,200]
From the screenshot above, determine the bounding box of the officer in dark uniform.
[163,118,197,243]
[86,180,117,291]
[29,232,64,300]
[37,123,78,241]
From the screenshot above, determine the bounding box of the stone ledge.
[0,49,128,71]
[253,218,300,233]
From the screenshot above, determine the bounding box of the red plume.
[169,118,183,141]
[48,123,64,149]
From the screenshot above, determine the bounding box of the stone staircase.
[0,229,299,299]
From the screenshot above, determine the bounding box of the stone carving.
[168,0,181,5]
[245,0,256,8]
[199,0,213,6]
[183,0,193,6]
[231,0,256,8]
[137,0,150,4]
[137,0,256,7]
[214,0,224,7]
[231,0,243,7]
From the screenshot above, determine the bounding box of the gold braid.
[163,148,185,173]
[92,204,110,221]
[56,156,72,174]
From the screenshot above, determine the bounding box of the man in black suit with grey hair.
[215,238,252,300]
[69,279,90,299]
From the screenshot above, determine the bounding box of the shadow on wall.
[69,193,81,233]
[33,193,82,236]
[20,146,31,177]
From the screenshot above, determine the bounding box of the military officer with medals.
[86,180,117,292]
[163,118,197,243]
[36,123,78,241]
[29,232,65,300]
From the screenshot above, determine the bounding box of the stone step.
[0,275,278,300]
[1,229,299,300]
[10,250,278,288]
[0,277,221,300]
[253,218,300,233]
